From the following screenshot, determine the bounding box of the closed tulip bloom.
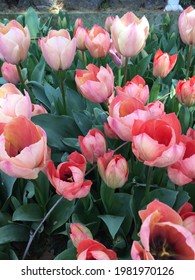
[0,20,30,64]
[131,200,195,260]
[1,62,20,84]
[47,159,92,201]
[74,18,83,29]
[75,64,114,103]
[39,29,76,71]
[153,49,177,78]
[78,128,107,164]
[176,76,195,106]
[70,223,93,248]
[116,75,149,104]
[111,12,149,57]
[0,116,49,179]
[74,26,88,51]
[104,16,115,33]
[77,239,118,260]
[168,135,195,186]
[97,150,129,189]
[132,113,185,167]
[178,6,195,45]
[85,25,110,58]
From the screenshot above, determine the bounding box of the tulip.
[108,40,125,67]
[78,128,107,164]
[104,16,115,33]
[74,26,88,51]
[178,202,195,235]
[167,134,195,186]
[38,29,76,71]
[0,20,30,64]
[0,83,23,98]
[69,223,93,247]
[186,127,195,140]
[131,200,195,260]
[178,6,195,46]
[85,25,110,58]
[77,239,118,260]
[46,158,92,201]
[31,104,48,116]
[176,76,195,106]
[74,18,83,29]
[75,64,114,103]
[132,113,185,167]
[153,49,177,78]
[97,150,129,189]
[116,75,149,104]
[0,116,49,179]
[1,62,20,84]
[111,12,149,57]
[104,122,119,139]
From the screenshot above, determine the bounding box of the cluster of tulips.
[0,5,195,260]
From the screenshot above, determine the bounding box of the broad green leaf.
[178,105,191,134]
[0,170,16,204]
[173,190,190,211]
[0,224,29,244]
[28,81,50,110]
[73,111,92,135]
[137,54,152,77]
[99,214,124,239]
[25,7,39,38]
[31,55,45,83]
[66,87,86,116]
[100,181,114,213]
[55,246,77,260]
[12,204,44,222]
[33,172,50,210]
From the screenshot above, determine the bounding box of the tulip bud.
[178,6,195,46]
[153,49,177,78]
[1,62,20,84]
[176,76,195,107]
[69,223,93,248]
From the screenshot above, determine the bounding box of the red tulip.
[176,76,195,106]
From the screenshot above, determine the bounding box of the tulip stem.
[58,69,66,114]
[186,45,193,79]
[16,64,25,92]
[145,166,153,203]
[118,67,122,86]
[22,195,64,260]
[81,50,86,68]
[123,57,129,86]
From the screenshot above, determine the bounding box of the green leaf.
[66,87,86,117]
[149,78,161,102]
[0,170,16,204]
[28,81,50,110]
[31,55,45,83]
[100,181,114,213]
[0,224,29,244]
[55,246,77,260]
[137,54,152,77]
[173,190,190,211]
[33,172,50,210]
[62,138,80,150]
[73,111,92,135]
[99,214,124,239]
[25,7,39,38]
[178,105,191,134]
[12,204,44,222]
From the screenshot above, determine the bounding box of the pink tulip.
[153,49,177,78]
[1,62,20,84]
[104,16,115,33]
[111,12,149,57]
[178,202,195,235]
[0,20,30,64]
[75,64,114,103]
[0,83,23,98]
[116,75,149,104]
[97,150,129,189]
[74,18,83,29]
[108,40,126,67]
[31,104,48,116]
[186,127,195,139]
[74,26,89,51]
[0,116,49,179]
[77,239,118,260]
[70,223,93,247]
[176,76,195,106]
[39,29,76,71]
[131,200,195,260]
[132,113,185,167]
[104,122,119,139]
[46,153,92,200]
[167,135,195,186]
[178,6,195,45]
[78,128,107,164]
[85,25,110,58]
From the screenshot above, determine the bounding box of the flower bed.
[0,6,195,260]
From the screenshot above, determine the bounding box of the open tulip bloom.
[0,6,195,261]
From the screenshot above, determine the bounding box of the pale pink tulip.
[0,116,50,179]
[104,16,115,33]
[74,26,88,51]
[153,49,177,78]
[1,62,20,84]
[39,29,76,71]
[0,20,30,64]
[178,6,195,45]
[111,12,149,57]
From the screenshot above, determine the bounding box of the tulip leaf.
[73,111,92,135]
[55,246,77,260]
[178,105,191,134]
[12,204,44,222]
[25,7,39,38]
[137,54,152,77]
[0,224,30,244]
[33,172,50,210]
[66,87,86,117]
[98,214,124,239]
[0,171,17,208]
[31,55,45,83]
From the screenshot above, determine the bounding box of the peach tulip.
[111,12,149,57]
[97,150,129,189]
[85,25,110,58]
[74,26,89,51]
[70,223,93,247]
[77,239,118,260]
[39,29,76,71]
[131,200,195,260]
[176,76,195,106]
[1,62,20,84]
[178,6,195,45]
[116,75,149,104]
[153,49,177,78]
[0,116,49,179]
[132,113,185,167]
[78,128,107,164]
[168,135,195,186]
[75,64,114,103]
[0,20,30,64]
